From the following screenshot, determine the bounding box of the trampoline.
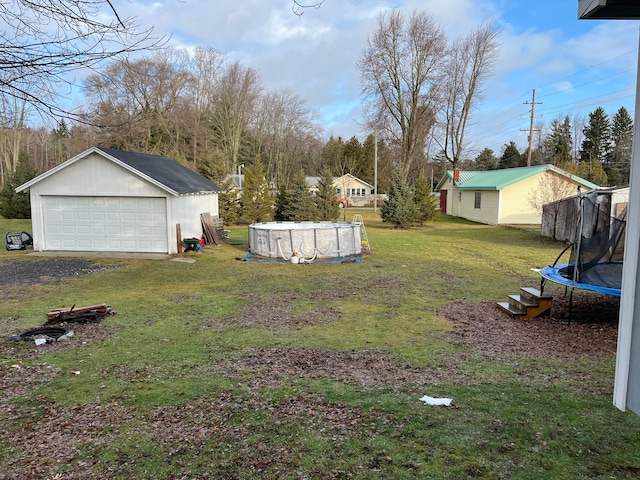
[539,262,622,297]
[539,190,626,309]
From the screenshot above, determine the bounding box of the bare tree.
[207,62,262,175]
[252,88,318,187]
[0,0,165,120]
[84,54,192,154]
[572,113,586,162]
[359,10,447,177]
[0,96,27,181]
[185,47,225,168]
[441,21,500,169]
[291,0,325,16]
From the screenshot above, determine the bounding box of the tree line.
[0,8,502,193]
[467,106,633,187]
[0,4,632,210]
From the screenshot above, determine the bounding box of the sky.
[105,0,640,158]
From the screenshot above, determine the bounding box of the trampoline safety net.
[558,192,626,290]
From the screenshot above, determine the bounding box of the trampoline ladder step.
[497,302,526,318]
[520,287,553,303]
[498,287,553,319]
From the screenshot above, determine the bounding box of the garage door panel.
[43,196,168,252]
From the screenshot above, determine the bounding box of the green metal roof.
[439,165,598,191]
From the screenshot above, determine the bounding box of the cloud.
[104,0,637,150]
[553,81,574,93]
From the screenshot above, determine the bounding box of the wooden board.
[200,213,223,246]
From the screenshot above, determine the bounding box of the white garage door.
[43,196,168,252]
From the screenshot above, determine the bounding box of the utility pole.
[373,129,378,212]
[522,89,542,167]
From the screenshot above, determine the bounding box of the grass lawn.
[1,211,639,479]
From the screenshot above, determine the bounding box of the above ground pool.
[248,221,362,261]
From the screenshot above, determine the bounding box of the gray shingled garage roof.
[98,147,222,194]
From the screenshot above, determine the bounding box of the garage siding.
[43,196,168,252]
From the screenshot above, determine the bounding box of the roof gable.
[334,173,374,189]
[17,147,222,195]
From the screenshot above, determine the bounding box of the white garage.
[17,147,222,254]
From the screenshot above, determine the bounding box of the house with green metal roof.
[435,165,599,225]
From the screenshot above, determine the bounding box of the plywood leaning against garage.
[200,213,225,246]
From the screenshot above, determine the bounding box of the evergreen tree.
[580,107,611,181]
[342,136,365,178]
[545,116,572,166]
[50,119,71,167]
[321,136,345,174]
[380,170,417,228]
[499,141,522,169]
[0,152,38,219]
[576,158,608,187]
[315,167,340,221]
[216,177,242,226]
[610,106,633,185]
[241,159,273,223]
[474,148,498,170]
[414,175,439,225]
[197,151,228,185]
[273,183,290,221]
[284,172,316,221]
[360,134,376,183]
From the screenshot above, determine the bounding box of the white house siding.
[460,190,500,224]
[172,193,220,245]
[29,153,165,197]
[499,175,543,224]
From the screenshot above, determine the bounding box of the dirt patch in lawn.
[439,287,619,361]
[200,287,349,332]
[210,347,451,389]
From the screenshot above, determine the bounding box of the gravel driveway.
[0,258,119,288]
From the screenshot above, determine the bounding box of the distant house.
[16,147,222,254]
[224,173,245,192]
[306,173,374,207]
[435,165,599,225]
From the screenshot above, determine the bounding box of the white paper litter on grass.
[420,395,452,406]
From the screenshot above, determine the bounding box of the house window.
[474,192,481,209]
[336,188,341,195]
